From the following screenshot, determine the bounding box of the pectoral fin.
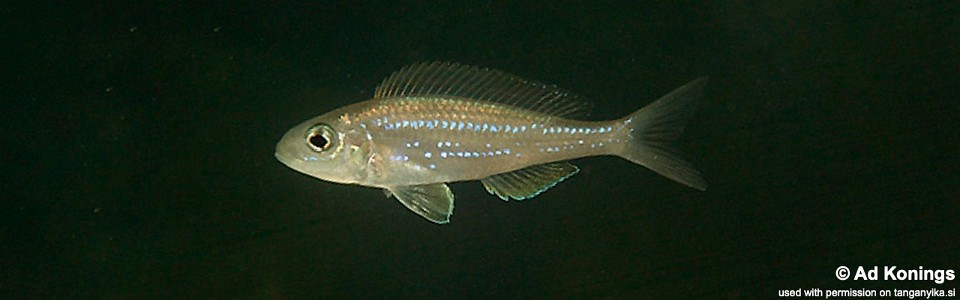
[386,184,455,224]
[481,162,579,201]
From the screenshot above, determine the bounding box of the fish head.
[275,108,372,185]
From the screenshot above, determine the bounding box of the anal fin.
[386,184,455,224]
[481,162,579,201]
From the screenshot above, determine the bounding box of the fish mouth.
[274,151,296,169]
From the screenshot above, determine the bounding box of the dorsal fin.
[374,62,593,119]
[480,162,579,201]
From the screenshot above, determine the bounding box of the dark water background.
[4,2,958,298]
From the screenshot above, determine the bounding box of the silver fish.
[276,62,707,224]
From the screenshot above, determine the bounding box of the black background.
[4,2,958,298]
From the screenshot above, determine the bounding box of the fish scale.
[349,96,625,187]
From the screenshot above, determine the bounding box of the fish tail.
[617,77,708,190]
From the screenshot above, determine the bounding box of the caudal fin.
[619,77,708,191]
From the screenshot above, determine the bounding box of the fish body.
[275,62,707,224]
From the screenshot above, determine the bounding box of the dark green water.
[4,2,958,298]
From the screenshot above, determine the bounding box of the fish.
[275,62,707,224]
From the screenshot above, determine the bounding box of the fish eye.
[305,123,338,153]
[309,132,328,149]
